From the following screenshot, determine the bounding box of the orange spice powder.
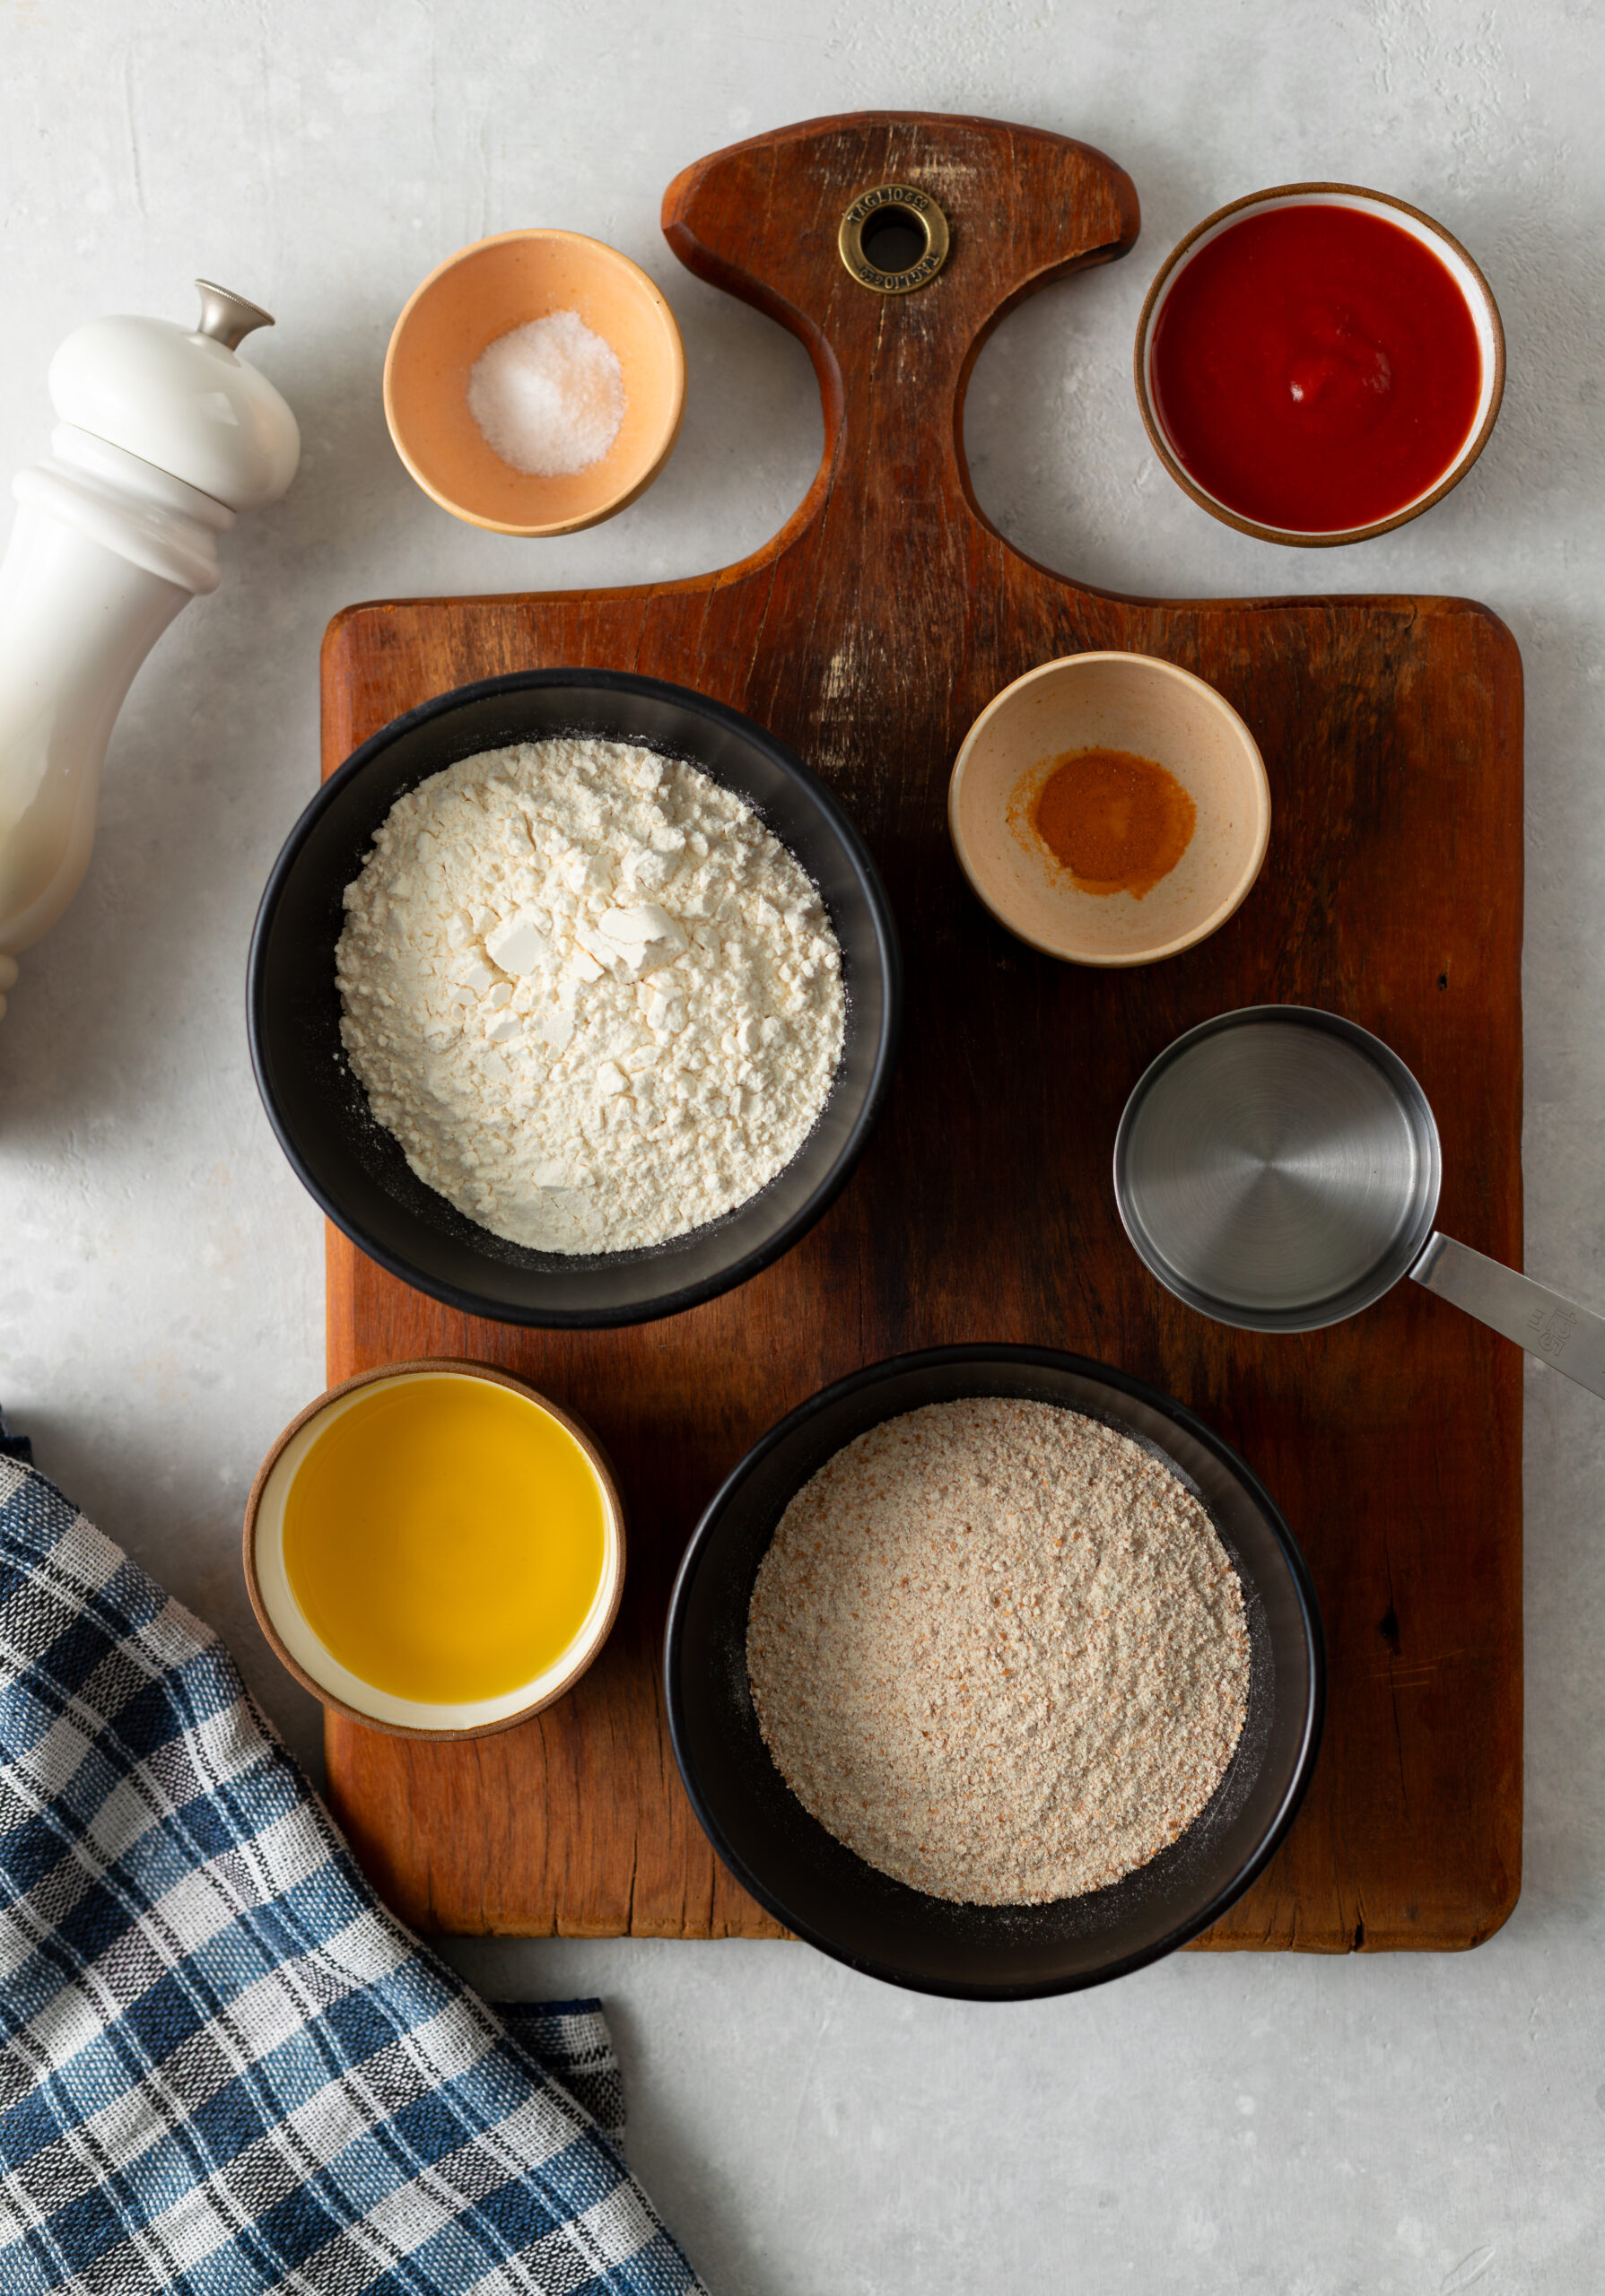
[1026,747,1196,899]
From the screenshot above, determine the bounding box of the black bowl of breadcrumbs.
[666,1344,1322,1999]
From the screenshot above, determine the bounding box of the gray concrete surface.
[1,2,1601,2287]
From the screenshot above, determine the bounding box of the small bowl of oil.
[244,1360,624,1739]
[948,652,1270,967]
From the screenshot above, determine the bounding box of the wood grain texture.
[320,114,1522,1951]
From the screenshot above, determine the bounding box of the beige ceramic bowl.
[948,652,1270,967]
[243,1359,625,1741]
[384,230,685,536]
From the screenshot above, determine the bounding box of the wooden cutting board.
[319,114,1522,1952]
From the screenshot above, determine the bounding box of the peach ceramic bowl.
[384,230,685,536]
[948,653,1270,968]
[243,1360,625,1742]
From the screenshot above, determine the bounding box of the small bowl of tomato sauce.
[1134,184,1504,546]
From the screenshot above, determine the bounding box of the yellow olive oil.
[282,1377,606,1704]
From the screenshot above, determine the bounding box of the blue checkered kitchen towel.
[0,1446,706,2295]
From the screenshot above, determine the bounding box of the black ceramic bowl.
[666,1345,1324,1999]
[249,670,901,1326]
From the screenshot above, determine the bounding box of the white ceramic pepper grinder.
[0,281,300,1020]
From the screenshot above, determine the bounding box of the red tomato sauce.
[1148,203,1483,533]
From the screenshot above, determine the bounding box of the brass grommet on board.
[838,184,950,294]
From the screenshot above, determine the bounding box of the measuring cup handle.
[1412,1233,1605,1399]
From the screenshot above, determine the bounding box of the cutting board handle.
[663,112,1140,532]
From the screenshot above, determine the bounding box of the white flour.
[336,737,846,1254]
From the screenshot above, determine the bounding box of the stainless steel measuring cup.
[1112,1004,1605,1399]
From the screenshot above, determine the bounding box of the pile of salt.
[467,310,625,478]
